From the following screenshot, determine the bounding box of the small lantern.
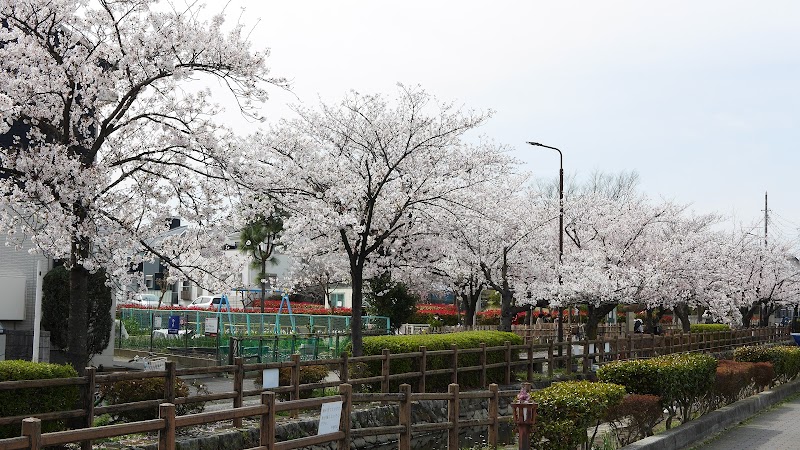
[512,385,538,450]
[512,401,538,426]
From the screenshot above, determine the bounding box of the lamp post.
[526,142,564,355]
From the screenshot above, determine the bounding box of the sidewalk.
[685,394,800,450]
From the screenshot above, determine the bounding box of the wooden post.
[340,351,349,384]
[451,344,459,386]
[504,341,512,385]
[291,354,301,418]
[528,341,536,381]
[261,392,276,450]
[382,349,391,394]
[598,338,605,363]
[448,384,460,450]
[419,346,427,393]
[566,337,573,374]
[615,336,622,361]
[338,384,352,450]
[164,361,176,404]
[22,417,42,450]
[547,342,554,378]
[582,341,590,374]
[399,384,412,450]
[233,357,244,428]
[158,403,176,450]
[480,342,488,388]
[627,335,634,360]
[488,383,499,448]
[81,366,96,450]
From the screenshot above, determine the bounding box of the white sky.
[214,1,800,242]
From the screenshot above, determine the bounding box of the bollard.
[511,385,538,450]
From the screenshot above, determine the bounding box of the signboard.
[205,317,219,336]
[144,359,166,371]
[262,368,280,389]
[168,315,180,335]
[153,316,162,328]
[317,401,343,435]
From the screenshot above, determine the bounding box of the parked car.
[190,294,229,310]
[126,293,162,308]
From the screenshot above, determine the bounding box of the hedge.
[100,377,206,422]
[597,353,717,427]
[0,360,79,438]
[733,345,800,383]
[690,323,730,333]
[358,331,522,391]
[531,380,626,450]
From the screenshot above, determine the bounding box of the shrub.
[357,331,522,391]
[690,324,730,333]
[531,381,626,450]
[604,394,663,447]
[597,353,717,427]
[714,360,754,405]
[752,362,776,389]
[734,345,800,383]
[0,360,79,438]
[99,377,203,422]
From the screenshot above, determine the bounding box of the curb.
[622,379,800,450]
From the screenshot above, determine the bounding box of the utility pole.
[764,191,768,248]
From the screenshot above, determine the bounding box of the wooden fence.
[0,327,790,448]
[0,381,521,450]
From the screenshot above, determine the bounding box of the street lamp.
[527,142,565,354]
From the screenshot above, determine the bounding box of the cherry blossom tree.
[0,0,285,370]
[249,85,515,355]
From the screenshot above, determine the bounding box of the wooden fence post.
[488,383,499,448]
[81,366,96,450]
[547,343,554,378]
[448,384,460,450]
[233,357,244,428]
[338,384,352,450]
[527,341,534,381]
[340,352,349,384]
[566,337,573,374]
[22,417,42,450]
[158,403,176,450]
[291,354,301,418]
[164,361,176,404]
[382,349,391,394]
[451,345,459,386]
[615,336,622,361]
[480,343,487,388]
[399,384,412,450]
[582,341,590,374]
[261,392,276,450]
[504,341,512,385]
[419,346,427,393]
[627,335,633,360]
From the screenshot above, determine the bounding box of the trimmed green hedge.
[531,381,626,450]
[597,353,717,427]
[690,324,730,333]
[0,360,79,438]
[100,377,205,422]
[734,345,800,383]
[358,331,522,391]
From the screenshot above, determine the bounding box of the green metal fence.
[117,308,390,363]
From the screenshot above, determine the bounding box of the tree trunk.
[741,304,757,328]
[585,303,617,340]
[350,270,364,357]
[67,239,90,374]
[673,303,691,332]
[499,289,522,332]
[462,292,476,327]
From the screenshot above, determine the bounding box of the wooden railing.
[0,327,790,444]
[0,382,522,450]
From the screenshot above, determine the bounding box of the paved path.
[687,394,800,450]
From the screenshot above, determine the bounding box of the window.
[330,293,344,308]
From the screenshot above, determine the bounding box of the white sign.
[153,316,162,328]
[318,401,343,435]
[144,359,166,371]
[262,368,280,389]
[205,317,218,335]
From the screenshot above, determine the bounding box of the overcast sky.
[216,1,799,243]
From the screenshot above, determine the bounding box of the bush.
[530,381,626,450]
[597,353,717,427]
[690,324,730,333]
[714,360,755,405]
[734,345,800,383]
[100,377,203,422]
[0,360,79,438]
[604,394,663,447]
[357,331,522,391]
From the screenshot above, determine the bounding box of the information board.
[317,401,342,435]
